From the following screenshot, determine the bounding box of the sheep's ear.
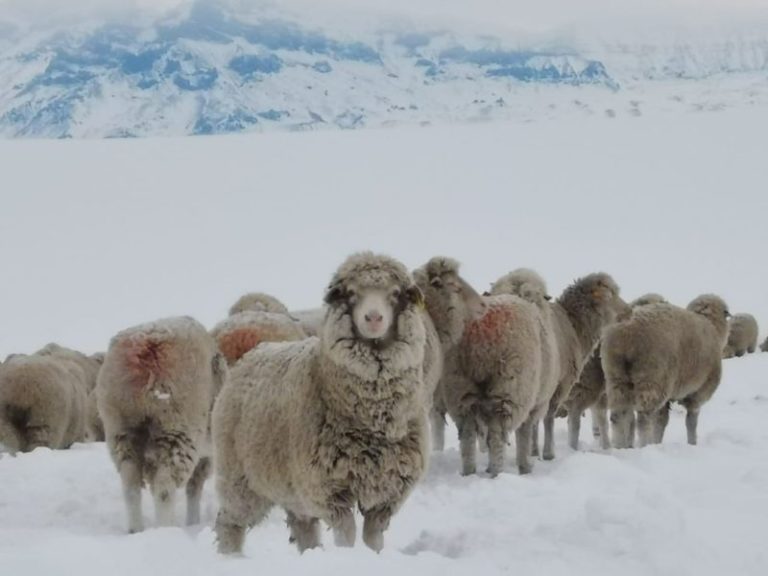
[324,282,345,305]
[406,285,425,308]
[544,294,552,301]
[482,290,491,297]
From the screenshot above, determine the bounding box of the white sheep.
[418,258,545,476]
[603,295,730,448]
[228,292,291,316]
[0,353,88,453]
[488,268,560,461]
[36,344,106,441]
[96,316,228,532]
[723,313,759,358]
[212,253,430,554]
[564,293,666,449]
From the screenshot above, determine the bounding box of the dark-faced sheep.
[723,313,759,358]
[417,258,544,476]
[603,295,730,448]
[96,316,228,532]
[213,253,430,554]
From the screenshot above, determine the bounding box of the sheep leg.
[636,411,655,448]
[150,470,178,527]
[610,408,634,449]
[362,504,393,553]
[653,403,670,444]
[685,408,700,446]
[0,417,22,454]
[590,407,602,439]
[542,413,556,460]
[25,425,54,452]
[111,432,145,533]
[457,417,478,476]
[119,458,144,533]
[486,416,507,477]
[185,456,211,526]
[146,430,198,528]
[287,512,321,552]
[477,421,489,454]
[215,486,273,555]
[331,508,356,548]
[429,408,445,452]
[594,406,611,450]
[515,418,533,475]
[567,408,582,451]
[530,420,540,457]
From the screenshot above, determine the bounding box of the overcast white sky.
[1,0,768,36]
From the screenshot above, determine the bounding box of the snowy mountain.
[1,0,768,138]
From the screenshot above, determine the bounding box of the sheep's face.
[581,274,624,325]
[325,278,422,343]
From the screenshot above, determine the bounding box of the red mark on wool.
[464,305,516,344]
[118,338,172,389]
[217,328,276,364]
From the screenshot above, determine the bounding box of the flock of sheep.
[0,252,764,554]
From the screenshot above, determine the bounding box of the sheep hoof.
[460,465,477,476]
[518,465,532,475]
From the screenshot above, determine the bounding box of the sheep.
[211,310,307,366]
[35,344,107,441]
[36,343,102,392]
[228,292,290,316]
[0,353,88,453]
[487,268,560,462]
[723,313,759,358]
[96,316,228,532]
[489,269,624,460]
[417,258,544,476]
[565,294,667,450]
[213,253,430,554]
[603,294,730,448]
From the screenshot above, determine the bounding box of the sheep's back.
[97,317,217,431]
[460,295,541,387]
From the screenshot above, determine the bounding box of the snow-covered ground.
[1,353,767,575]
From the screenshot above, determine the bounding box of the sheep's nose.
[365,311,383,323]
